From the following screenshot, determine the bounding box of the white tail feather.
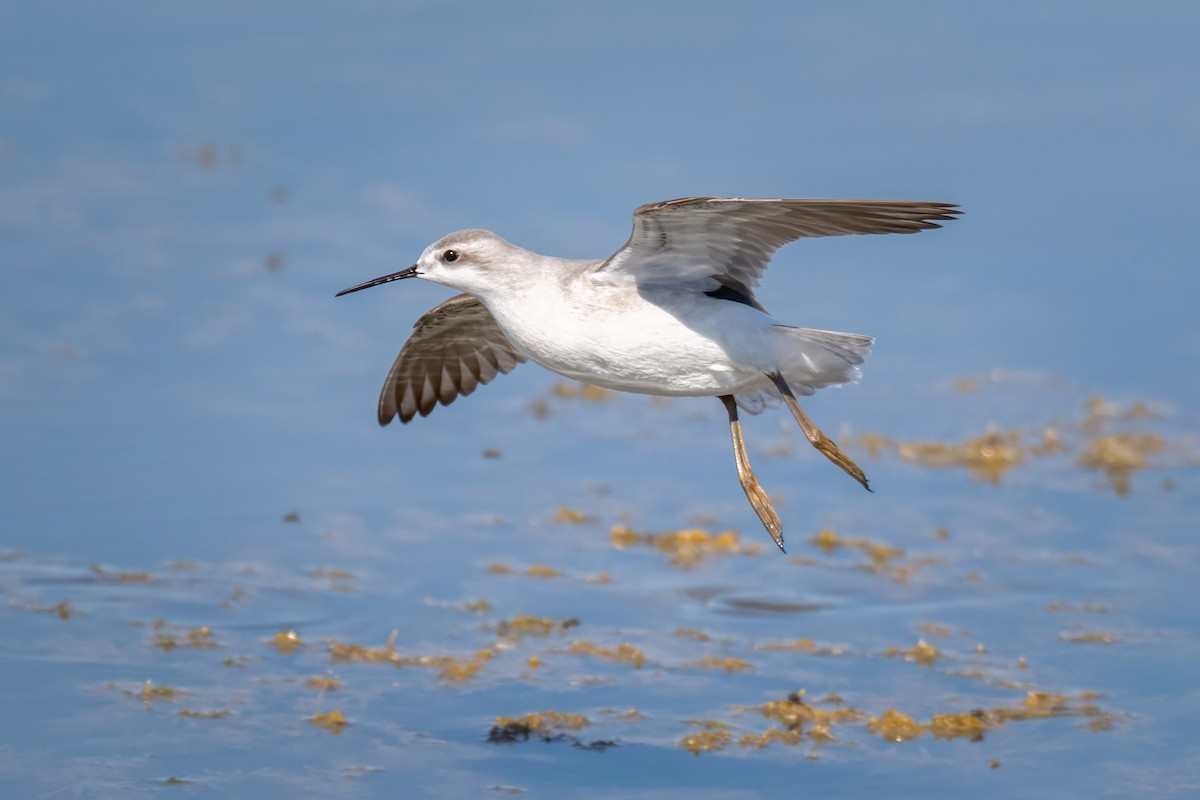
[771,324,872,391]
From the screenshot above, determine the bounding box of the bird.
[337,197,960,552]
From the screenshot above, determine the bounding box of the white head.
[335,229,519,299]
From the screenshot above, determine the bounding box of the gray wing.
[378,294,526,425]
[593,197,961,301]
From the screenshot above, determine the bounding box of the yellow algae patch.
[177,709,231,719]
[673,628,712,641]
[869,709,923,742]
[808,530,929,583]
[740,726,804,748]
[1059,631,1118,644]
[751,690,865,732]
[90,565,155,583]
[901,429,1025,484]
[152,626,220,652]
[857,432,894,457]
[732,690,865,747]
[610,524,761,568]
[1046,601,1111,614]
[494,710,590,733]
[485,562,514,574]
[868,691,1119,743]
[309,567,357,581]
[1082,394,1162,428]
[883,639,942,666]
[488,710,593,743]
[755,638,846,656]
[1078,433,1165,496]
[327,632,495,685]
[328,631,398,663]
[563,640,646,668]
[435,649,497,685]
[680,720,733,755]
[605,708,645,721]
[269,630,305,655]
[550,382,615,403]
[309,709,350,734]
[461,599,493,613]
[305,677,341,691]
[526,655,542,671]
[918,622,954,637]
[19,600,77,620]
[494,615,578,640]
[681,656,755,674]
[524,565,563,579]
[583,571,613,584]
[1033,425,1068,455]
[928,711,994,740]
[143,682,183,702]
[553,507,593,524]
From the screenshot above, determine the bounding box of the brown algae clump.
[563,640,646,668]
[1059,631,1118,644]
[152,625,220,652]
[856,428,1029,485]
[868,692,1119,743]
[745,690,865,745]
[610,524,761,567]
[680,720,733,755]
[489,710,590,742]
[269,630,305,655]
[883,639,943,666]
[673,628,712,641]
[680,656,755,674]
[494,615,578,640]
[327,631,399,663]
[755,638,846,656]
[141,681,185,704]
[310,709,351,734]
[177,709,232,719]
[868,709,924,742]
[808,529,930,583]
[898,429,1024,484]
[1078,433,1165,495]
[553,507,593,524]
[550,382,615,403]
[739,727,804,748]
[327,631,495,685]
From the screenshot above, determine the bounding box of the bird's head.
[336,229,515,299]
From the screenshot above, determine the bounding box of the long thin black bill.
[335,265,420,297]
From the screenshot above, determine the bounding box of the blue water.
[2,2,1199,797]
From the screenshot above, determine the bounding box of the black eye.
[442,250,458,263]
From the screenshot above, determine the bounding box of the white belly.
[484,284,775,397]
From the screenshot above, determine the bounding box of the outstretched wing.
[378,294,526,424]
[594,197,960,301]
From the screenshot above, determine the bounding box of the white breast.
[481,274,775,397]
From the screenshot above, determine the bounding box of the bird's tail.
[769,324,873,394]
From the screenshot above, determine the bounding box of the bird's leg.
[720,395,785,552]
[767,372,872,492]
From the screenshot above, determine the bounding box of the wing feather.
[377,294,527,425]
[594,197,960,301]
